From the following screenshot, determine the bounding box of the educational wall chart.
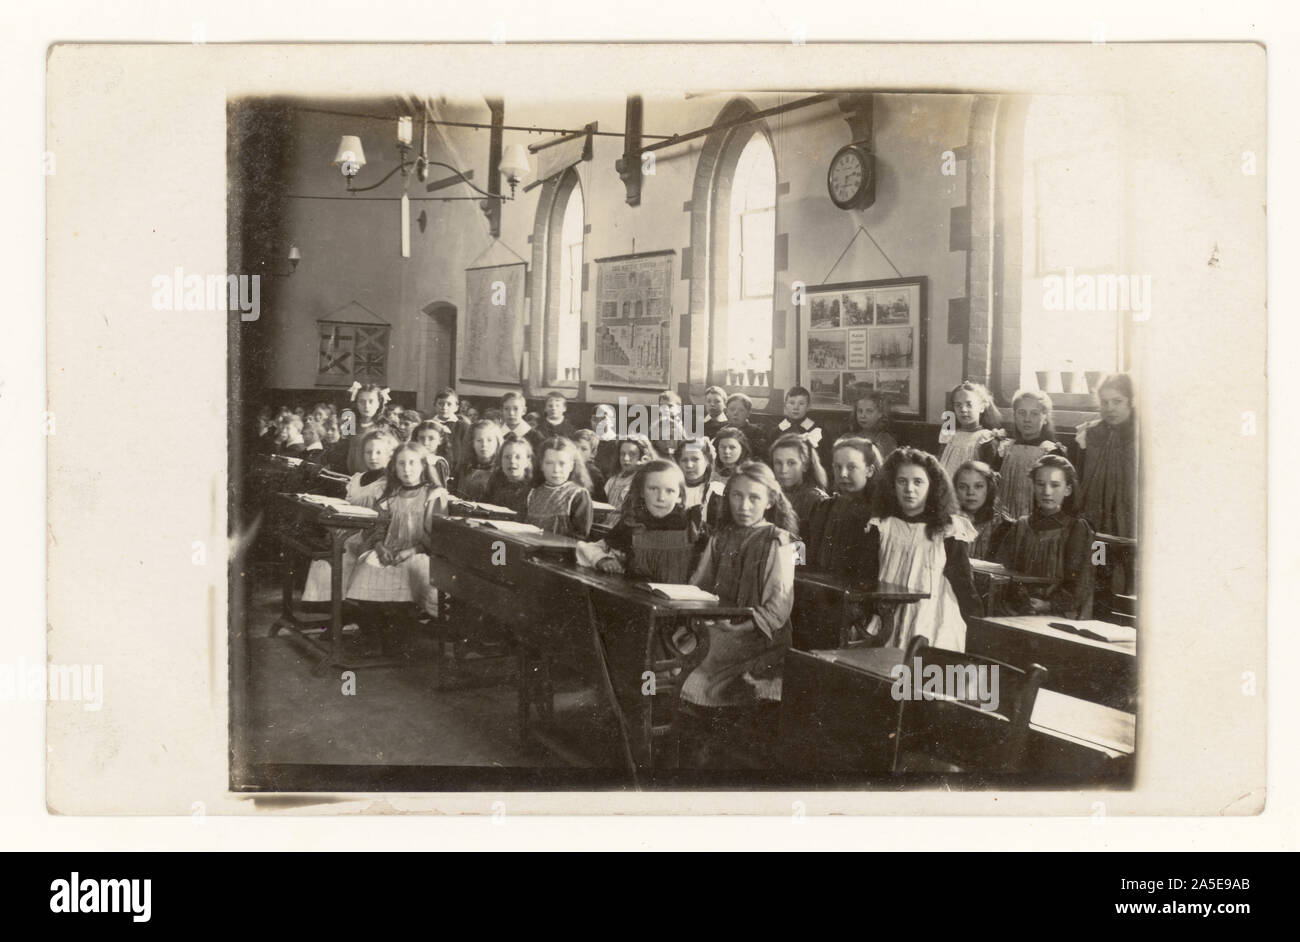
[461,261,527,385]
[593,250,674,388]
[798,276,927,417]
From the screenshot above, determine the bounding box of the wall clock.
[827,142,875,210]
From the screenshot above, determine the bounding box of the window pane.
[1019,96,1124,389]
[555,183,584,381]
[741,208,775,298]
[725,133,776,380]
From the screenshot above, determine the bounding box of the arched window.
[555,180,585,382]
[537,169,585,386]
[724,133,777,386]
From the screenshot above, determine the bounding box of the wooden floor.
[238,581,555,769]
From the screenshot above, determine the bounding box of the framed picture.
[797,276,927,417]
[592,250,674,389]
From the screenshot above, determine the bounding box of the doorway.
[419,301,457,410]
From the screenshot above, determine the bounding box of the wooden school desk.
[1094,532,1139,625]
[780,646,1136,779]
[425,517,754,780]
[966,614,1136,710]
[425,514,591,732]
[793,567,930,648]
[270,493,376,672]
[526,556,753,778]
[1026,688,1135,780]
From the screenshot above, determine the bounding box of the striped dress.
[984,434,1062,520]
[1074,418,1138,539]
[526,481,593,538]
[681,523,796,707]
[575,506,705,583]
[994,510,1096,619]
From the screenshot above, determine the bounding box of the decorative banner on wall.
[461,261,527,386]
[797,276,927,418]
[592,250,674,389]
[316,301,392,387]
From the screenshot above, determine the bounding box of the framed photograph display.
[797,276,927,417]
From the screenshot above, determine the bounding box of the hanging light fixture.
[331,113,531,200]
[499,143,531,197]
[332,136,367,181]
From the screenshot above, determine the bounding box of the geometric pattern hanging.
[316,321,390,387]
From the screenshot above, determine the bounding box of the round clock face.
[828,145,870,209]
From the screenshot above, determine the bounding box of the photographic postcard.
[44,41,1266,817]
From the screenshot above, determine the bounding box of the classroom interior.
[229,89,1140,789]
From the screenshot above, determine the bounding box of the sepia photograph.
[809,295,841,330]
[42,39,1268,818]
[227,81,1151,792]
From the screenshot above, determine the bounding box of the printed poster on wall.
[593,250,674,389]
[461,262,526,386]
[798,276,927,417]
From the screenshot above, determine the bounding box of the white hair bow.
[379,387,392,404]
[348,381,362,400]
[802,428,823,449]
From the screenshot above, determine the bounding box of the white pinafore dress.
[870,514,977,652]
[939,428,996,481]
[300,472,387,603]
[345,485,448,613]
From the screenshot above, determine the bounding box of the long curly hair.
[381,442,440,498]
[769,432,829,491]
[716,461,799,534]
[459,419,502,475]
[953,458,1002,523]
[537,436,593,492]
[948,380,1003,430]
[874,446,958,539]
[620,458,687,523]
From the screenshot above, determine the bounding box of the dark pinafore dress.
[526,481,589,538]
[680,524,794,708]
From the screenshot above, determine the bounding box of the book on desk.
[641,583,719,603]
[447,499,518,519]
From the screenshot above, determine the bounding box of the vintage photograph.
[30,36,1259,818]
[808,370,845,406]
[873,290,912,325]
[807,333,849,370]
[809,296,841,329]
[224,85,1152,793]
[868,326,915,370]
[842,292,873,326]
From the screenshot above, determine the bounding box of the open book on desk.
[970,559,1054,584]
[1045,619,1136,644]
[448,499,517,517]
[293,493,351,508]
[322,504,379,520]
[641,583,720,603]
[481,519,545,535]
